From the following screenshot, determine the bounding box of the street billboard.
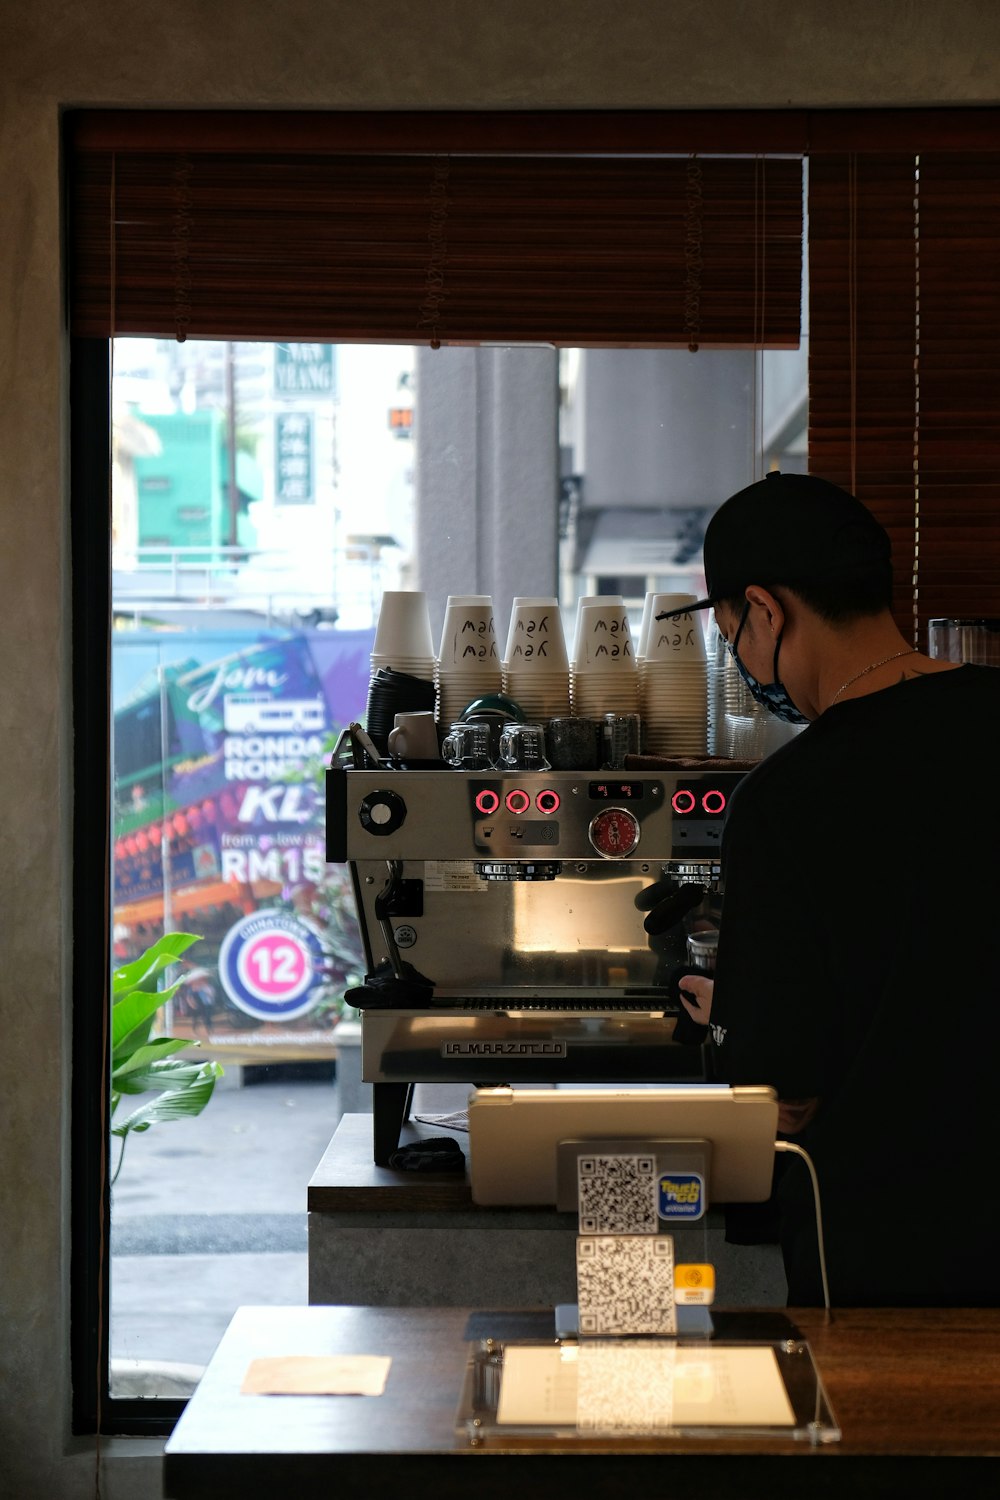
[112,625,373,1058]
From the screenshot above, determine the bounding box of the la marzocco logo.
[441,1041,567,1058]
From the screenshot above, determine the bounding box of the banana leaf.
[111,1063,223,1139]
[112,981,184,1052]
[112,1037,192,1087]
[114,1056,221,1098]
[108,932,225,1180]
[112,931,200,995]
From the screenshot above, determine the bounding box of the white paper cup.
[436,671,503,694]
[371,654,435,674]
[636,595,655,660]
[638,593,698,656]
[644,598,707,663]
[373,590,435,660]
[503,596,569,670]
[438,597,499,670]
[573,595,623,654]
[573,603,637,671]
[503,691,571,719]
[571,675,640,716]
[436,664,503,708]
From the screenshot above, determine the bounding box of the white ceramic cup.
[387,711,440,761]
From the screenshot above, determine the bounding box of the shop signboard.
[274,343,337,397]
[275,412,314,504]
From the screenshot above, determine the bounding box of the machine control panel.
[668,780,730,850]
[336,769,744,862]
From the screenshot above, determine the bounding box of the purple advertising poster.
[112,626,373,1057]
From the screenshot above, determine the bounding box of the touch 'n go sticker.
[657,1171,705,1222]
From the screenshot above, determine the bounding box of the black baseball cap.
[656,471,892,618]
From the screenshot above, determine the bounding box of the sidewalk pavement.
[111,1073,344,1385]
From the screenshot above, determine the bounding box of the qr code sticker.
[576,1341,678,1433]
[577,1235,677,1336]
[577,1154,657,1234]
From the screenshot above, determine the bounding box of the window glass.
[110,339,412,1393]
[109,330,806,1394]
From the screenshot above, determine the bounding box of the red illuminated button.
[505,789,531,814]
[588,807,640,858]
[671,789,697,815]
[535,789,561,814]
[475,789,500,815]
[701,789,727,815]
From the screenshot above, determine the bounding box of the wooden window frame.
[69,106,1000,1436]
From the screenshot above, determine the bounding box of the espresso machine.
[326,731,745,1163]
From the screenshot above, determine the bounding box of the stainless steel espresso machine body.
[326,752,745,1162]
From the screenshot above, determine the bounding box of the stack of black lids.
[365,667,435,754]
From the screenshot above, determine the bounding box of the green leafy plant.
[111,931,224,1186]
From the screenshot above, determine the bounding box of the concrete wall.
[4,3,1000,1495]
[415,346,559,644]
[581,350,756,509]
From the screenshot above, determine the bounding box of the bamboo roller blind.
[68,151,803,349]
[809,152,1000,645]
[67,111,1000,638]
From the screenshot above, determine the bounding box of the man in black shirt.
[659,472,1000,1306]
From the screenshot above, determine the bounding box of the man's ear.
[743,584,786,639]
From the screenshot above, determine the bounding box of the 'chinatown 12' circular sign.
[218,910,327,1023]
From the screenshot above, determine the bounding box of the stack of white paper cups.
[638,593,708,755]
[635,592,655,661]
[501,597,571,720]
[371,590,435,680]
[570,597,639,718]
[434,595,501,727]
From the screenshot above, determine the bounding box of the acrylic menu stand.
[553,1138,716,1340]
[455,1142,841,1447]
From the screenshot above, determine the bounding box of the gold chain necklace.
[830,648,920,705]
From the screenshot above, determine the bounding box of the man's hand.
[635,878,707,935]
[678,973,714,1025]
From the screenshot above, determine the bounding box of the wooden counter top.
[164,1303,1000,1500]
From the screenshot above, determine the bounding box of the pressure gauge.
[588,806,640,858]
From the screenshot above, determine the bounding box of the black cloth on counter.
[388,1136,466,1173]
[708,665,1000,1307]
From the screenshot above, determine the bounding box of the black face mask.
[728,603,810,726]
